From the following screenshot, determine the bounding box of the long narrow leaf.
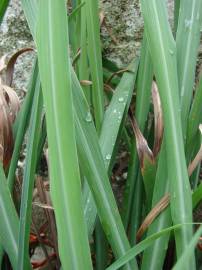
[141,3,202,267]
[141,143,171,270]
[186,77,202,157]
[140,1,194,266]
[8,59,38,190]
[192,183,202,209]
[107,224,196,270]
[19,4,139,266]
[83,60,138,237]
[122,35,153,230]
[17,83,43,270]
[36,1,92,269]
[0,165,19,269]
[173,225,202,270]
[85,0,104,132]
[72,69,138,270]
[176,0,202,138]
[0,0,9,24]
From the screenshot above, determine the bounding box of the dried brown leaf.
[80,80,93,86]
[2,85,20,123]
[152,81,164,157]
[6,47,34,86]
[72,48,81,66]
[0,78,20,168]
[106,68,130,84]
[0,86,14,167]
[130,112,154,168]
[99,10,105,26]
[104,83,114,93]
[32,202,54,210]
[188,124,202,176]
[136,193,170,242]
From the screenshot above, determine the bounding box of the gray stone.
[0,0,175,93]
[101,0,174,67]
[0,0,35,96]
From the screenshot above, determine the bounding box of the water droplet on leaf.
[118,97,124,102]
[169,49,174,55]
[85,112,92,122]
[105,154,111,160]
[184,19,192,29]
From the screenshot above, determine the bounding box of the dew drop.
[85,112,92,122]
[118,97,124,102]
[184,19,192,29]
[169,49,174,55]
[105,154,111,160]
[113,109,117,113]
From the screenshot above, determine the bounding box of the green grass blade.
[21,0,37,37]
[18,2,139,262]
[36,1,92,269]
[176,1,202,138]
[107,224,195,270]
[135,35,153,131]
[100,59,139,171]
[81,60,138,237]
[141,143,171,270]
[75,115,136,270]
[186,77,202,157]
[141,158,156,208]
[129,171,144,244]
[141,4,202,266]
[69,2,85,23]
[173,225,202,270]
[122,36,153,229]
[0,0,9,23]
[72,69,138,269]
[141,77,202,270]
[36,116,47,169]
[0,165,19,269]
[68,6,80,55]
[83,182,97,237]
[85,0,104,132]
[174,0,180,34]
[22,4,134,260]
[140,1,194,266]
[78,2,91,102]
[122,140,140,230]
[95,221,108,270]
[17,84,43,270]
[2,56,38,270]
[93,60,138,269]
[192,183,202,209]
[8,59,38,190]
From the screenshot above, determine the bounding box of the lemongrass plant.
[0,0,201,269]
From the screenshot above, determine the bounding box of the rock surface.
[0,0,34,95]
[0,0,175,92]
